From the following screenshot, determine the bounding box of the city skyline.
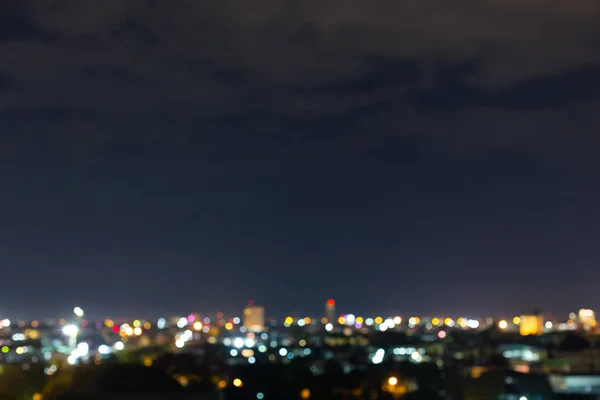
[2,1,600,317]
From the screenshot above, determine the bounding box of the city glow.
[62,324,78,336]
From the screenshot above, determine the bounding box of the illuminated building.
[578,309,596,328]
[243,304,265,333]
[325,299,336,323]
[520,314,544,336]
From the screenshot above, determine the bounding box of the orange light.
[327,299,335,307]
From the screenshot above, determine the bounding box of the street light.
[388,376,398,386]
[73,307,84,318]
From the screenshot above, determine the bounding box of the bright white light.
[98,345,111,355]
[1,319,10,327]
[114,341,124,351]
[372,348,385,364]
[379,324,388,332]
[157,318,167,329]
[519,397,527,400]
[244,338,255,347]
[76,342,89,356]
[67,355,77,365]
[467,320,479,329]
[230,349,238,357]
[248,356,256,364]
[385,319,395,329]
[365,318,374,326]
[177,318,188,328]
[233,338,244,348]
[62,325,78,336]
[73,307,84,317]
[257,393,264,399]
[12,333,25,341]
[325,323,333,332]
[175,339,185,348]
[410,352,423,362]
[233,317,241,324]
[346,314,356,325]
[258,344,267,353]
[545,321,553,329]
[279,348,288,356]
[297,319,305,327]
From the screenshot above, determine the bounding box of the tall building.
[243,304,265,333]
[325,299,336,323]
[578,309,596,328]
[520,314,544,336]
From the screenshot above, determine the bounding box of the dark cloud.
[0,72,21,91]
[1,0,599,316]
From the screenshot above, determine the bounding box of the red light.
[327,299,335,307]
[216,312,223,319]
[112,326,119,333]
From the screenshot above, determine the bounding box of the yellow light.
[337,316,346,325]
[444,318,454,326]
[217,380,227,389]
[304,317,311,324]
[498,320,508,330]
[321,317,328,324]
[300,388,311,399]
[241,349,254,357]
[133,320,141,328]
[513,316,521,325]
[125,327,134,336]
[143,356,153,367]
[193,321,203,330]
[16,347,24,355]
[414,317,420,324]
[105,319,114,328]
[133,327,142,336]
[225,322,233,330]
[393,316,401,324]
[432,318,440,326]
[356,316,364,324]
[388,377,398,386]
[177,376,189,387]
[375,316,383,325]
[233,378,243,387]
[143,322,151,330]
[32,394,42,400]
[408,317,417,325]
[284,317,293,326]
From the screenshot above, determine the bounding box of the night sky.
[2,1,600,319]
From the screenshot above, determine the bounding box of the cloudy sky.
[1,0,600,319]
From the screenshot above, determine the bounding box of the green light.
[1,346,8,353]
